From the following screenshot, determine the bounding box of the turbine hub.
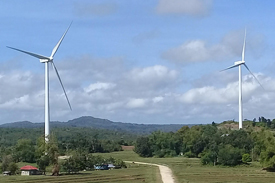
[234,60,245,65]
[40,59,49,63]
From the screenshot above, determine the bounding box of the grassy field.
[95,150,275,183]
[3,150,275,183]
[0,162,161,183]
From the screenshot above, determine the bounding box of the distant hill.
[0,116,193,134]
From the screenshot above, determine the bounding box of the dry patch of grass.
[121,145,135,151]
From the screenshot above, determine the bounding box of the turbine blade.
[242,29,246,61]
[244,63,264,89]
[220,64,239,72]
[50,22,72,58]
[51,61,72,110]
[7,46,49,60]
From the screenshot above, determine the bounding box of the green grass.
[0,152,161,183]
[0,164,161,183]
[3,150,275,183]
[95,151,275,183]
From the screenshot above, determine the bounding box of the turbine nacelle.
[234,61,245,65]
[40,59,51,63]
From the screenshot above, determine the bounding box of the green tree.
[134,137,152,157]
[1,155,13,171]
[218,145,242,166]
[13,139,35,163]
[178,125,203,156]
[85,154,96,170]
[62,152,85,173]
[201,151,217,165]
[257,130,275,169]
[36,155,50,175]
[267,119,271,128]
[35,136,46,158]
[35,134,60,174]
[7,162,18,175]
[46,133,59,165]
[260,146,275,169]
[222,130,253,153]
[148,131,181,157]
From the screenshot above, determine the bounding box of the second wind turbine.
[221,30,263,129]
[7,23,72,142]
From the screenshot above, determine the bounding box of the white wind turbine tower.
[221,30,263,129]
[7,23,72,142]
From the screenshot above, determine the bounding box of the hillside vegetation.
[0,116,188,135]
[135,119,275,170]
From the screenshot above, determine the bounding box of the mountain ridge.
[0,116,194,134]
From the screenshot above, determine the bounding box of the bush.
[8,162,18,175]
[201,152,217,165]
[218,145,242,166]
[242,153,252,163]
[114,159,127,168]
[260,146,275,169]
[184,151,196,158]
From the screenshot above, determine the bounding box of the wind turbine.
[7,23,72,142]
[221,30,263,129]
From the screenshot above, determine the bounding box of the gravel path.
[125,161,175,183]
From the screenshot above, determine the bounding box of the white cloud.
[163,40,227,63]
[0,70,43,104]
[125,65,178,91]
[152,96,164,103]
[156,0,213,17]
[162,30,265,65]
[126,98,147,109]
[180,73,264,105]
[84,82,116,93]
[130,65,177,80]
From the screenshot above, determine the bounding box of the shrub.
[184,151,196,158]
[242,153,252,163]
[218,145,242,166]
[8,162,18,175]
[201,152,217,165]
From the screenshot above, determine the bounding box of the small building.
[20,165,40,176]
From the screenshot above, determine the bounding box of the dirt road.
[125,161,175,183]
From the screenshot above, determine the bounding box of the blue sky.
[0,0,274,124]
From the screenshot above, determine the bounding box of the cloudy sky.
[0,0,274,125]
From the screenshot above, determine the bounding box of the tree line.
[0,131,127,175]
[0,127,137,150]
[134,122,275,169]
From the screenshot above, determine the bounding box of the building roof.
[20,165,38,170]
